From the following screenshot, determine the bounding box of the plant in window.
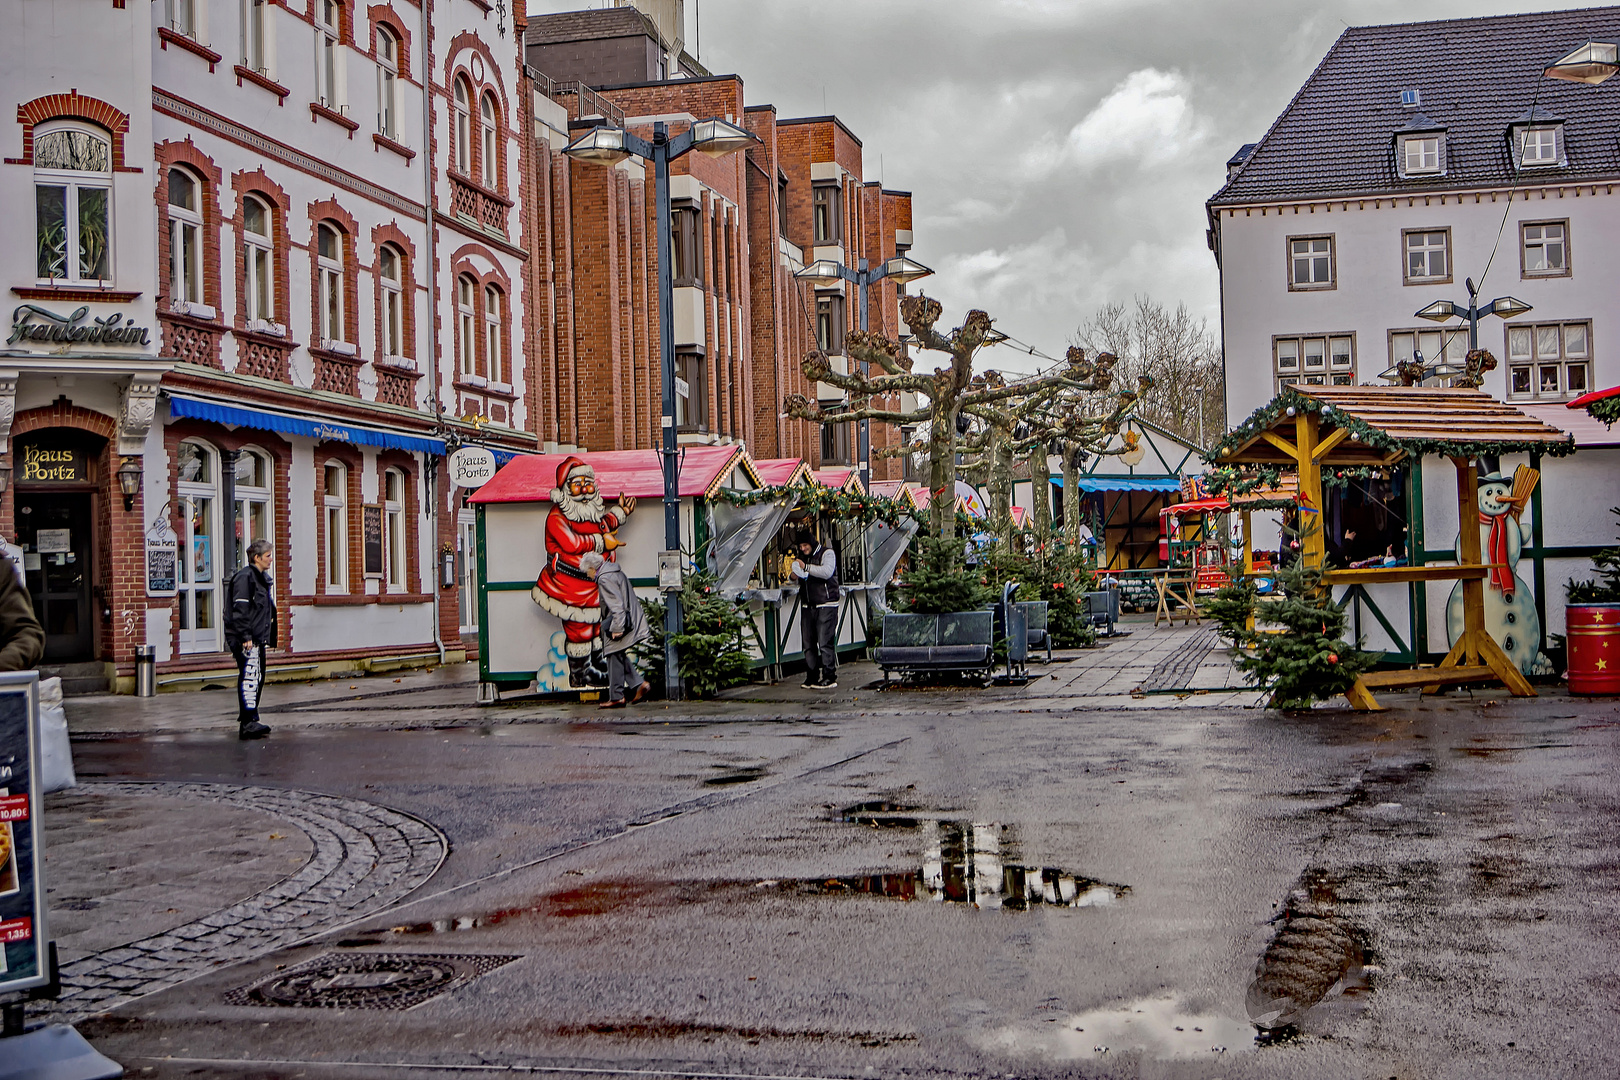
[35,127,112,284]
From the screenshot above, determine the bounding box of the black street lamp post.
[564,116,756,701]
[793,254,932,487]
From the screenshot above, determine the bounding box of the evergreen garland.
[712,481,917,526]
[1584,393,1620,428]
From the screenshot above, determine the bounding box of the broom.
[1506,464,1539,520]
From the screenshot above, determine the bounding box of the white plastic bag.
[38,676,76,793]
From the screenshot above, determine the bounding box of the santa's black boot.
[584,644,610,687]
[568,655,590,689]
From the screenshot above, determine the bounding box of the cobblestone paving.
[42,781,445,1020]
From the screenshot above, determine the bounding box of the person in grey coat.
[582,551,650,708]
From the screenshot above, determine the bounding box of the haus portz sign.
[8,304,151,347]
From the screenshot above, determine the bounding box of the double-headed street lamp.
[793,254,932,486]
[564,115,757,701]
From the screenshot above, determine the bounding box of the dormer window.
[1517,125,1564,167]
[1403,135,1442,175]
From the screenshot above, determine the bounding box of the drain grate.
[226,952,519,1011]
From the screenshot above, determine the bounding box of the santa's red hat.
[555,455,593,487]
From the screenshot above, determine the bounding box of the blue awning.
[169,395,446,455]
[1052,476,1184,493]
[487,446,529,466]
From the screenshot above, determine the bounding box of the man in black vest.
[226,539,276,739]
[791,532,840,689]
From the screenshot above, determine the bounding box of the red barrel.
[1567,604,1620,696]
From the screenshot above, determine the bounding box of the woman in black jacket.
[226,540,276,739]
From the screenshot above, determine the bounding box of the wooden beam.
[1323,565,1493,585]
[1295,411,1325,570]
[1310,426,1351,462]
[1344,678,1388,711]
[1259,430,1297,457]
[1360,664,1498,689]
[1475,630,1536,697]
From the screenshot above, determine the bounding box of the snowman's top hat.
[1475,454,1508,484]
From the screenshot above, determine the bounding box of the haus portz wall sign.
[8,304,152,347]
[21,445,85,483]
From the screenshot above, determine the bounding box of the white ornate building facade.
[3,0,531,691]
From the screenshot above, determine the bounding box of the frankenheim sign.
[7,304,151,347]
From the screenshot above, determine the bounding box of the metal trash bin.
[135,644,157,697]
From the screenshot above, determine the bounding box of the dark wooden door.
[16,492,94,662]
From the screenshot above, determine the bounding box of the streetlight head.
[1428,359,1466,380]
[1546,40,1620,84]
[1416,300,1459,322]
[689,117,757,158]
[794,259,847,285]
[563,125,633,167]
[882,254,933,285]
[1487,295,1533,319]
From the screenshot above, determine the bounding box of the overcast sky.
[528,0,1572,374]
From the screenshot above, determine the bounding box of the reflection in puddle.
[796,821,1127,910]
[982,997,1253,1061]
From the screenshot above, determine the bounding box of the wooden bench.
[874,612,995,684]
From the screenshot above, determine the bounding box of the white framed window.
[242,0,269,72]
[34,125,112,284]
[480,93,499,186]
[483,284,504,385]
[232,448,273,572]
[1287,235,1333,290]
[176,440,221,654]
[453,77,473,175]
[317,223,346,345]
[323,460,348,591]
[383,467,407,591]
[1521,221,1568,277]
[242,195,274,326]
[1517,126,1562,168]
[1390,327,1468,383]
[379,244,405,361]
[315,0,344,110]
[167,0,197,37]
[1402,135,1442,175]
[1506,320,1591,401]
[376,25,399,139]
[1403,229,1449,283]
[168,168,203,305]
[457,274,478,378]
[1274,333,1355,392]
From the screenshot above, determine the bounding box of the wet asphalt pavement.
[55,680,1620,1079]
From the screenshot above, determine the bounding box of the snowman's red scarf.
[1480,512,1515,599]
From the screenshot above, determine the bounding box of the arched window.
[379,244,404,360]
[242,195,274,325]
[233,448,273,571]
[457,274,477,378]
[483,284,504,385]
[168,168,203,305]
[177,439,221,653]
[322,459,348,590]
[453,77,473,175]
[376,26,399,139]
[383,467,407,591]
[480,93,499,186]
[35,125,112,284]
[317,223,345,344]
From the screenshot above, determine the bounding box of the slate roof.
[524,8,660,46]
[1211,6,1620,206]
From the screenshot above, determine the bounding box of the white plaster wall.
[1218,190,1620,425]
[289,600,434,652]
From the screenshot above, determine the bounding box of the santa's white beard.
[553,489,607,523]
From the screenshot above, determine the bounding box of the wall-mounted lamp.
[116,456,143,511]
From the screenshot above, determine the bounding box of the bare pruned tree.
[1076,296,1223,448]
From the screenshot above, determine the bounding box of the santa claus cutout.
[531,456,635,687]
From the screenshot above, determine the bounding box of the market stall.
[1214,385,1574,710]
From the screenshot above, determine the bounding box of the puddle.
[839,800,925,828]
[704,766,769,786]
[981,996,1253,1060]
[1247,870,1371,1032]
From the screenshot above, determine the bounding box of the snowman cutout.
[1445,462,1552,677]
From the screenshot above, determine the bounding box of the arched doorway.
[14,428,106,662]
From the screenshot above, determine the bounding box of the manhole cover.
[226,952,519,1011]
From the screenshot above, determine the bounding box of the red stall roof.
[753,457,812,487]
[470,445,757,504]
[814,466,862,494]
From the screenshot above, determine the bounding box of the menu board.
[0,673,46,994]
[363,505,384,578]
[146,538,178,596]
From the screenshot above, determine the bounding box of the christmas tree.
[633,570,754,699]
[1217,555,1378,709]
[895,535,993,615]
